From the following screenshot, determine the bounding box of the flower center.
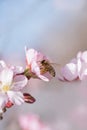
[2,85,10,92]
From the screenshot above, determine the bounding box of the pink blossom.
[25,47,53,81]
[0,60,36,119]
[19,114,51,130]
[0,67,28,110]
[58,51,87,81]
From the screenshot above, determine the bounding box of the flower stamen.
[2,85,10,92]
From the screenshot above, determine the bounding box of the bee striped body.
[40,60,56,77]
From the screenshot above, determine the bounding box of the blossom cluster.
[58,51,87,81]
[1,48,87,119]
[0,47,56,119]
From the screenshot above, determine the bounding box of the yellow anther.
[2,85,10,92]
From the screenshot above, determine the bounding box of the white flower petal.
[61,63,78,81]
[77,51,82,59]
[25,47,37,64]
[77,59,82,74]
[31,61,40,75]
[12,75,28,91]
[31,62,49,81]
[83,69,87,76]
[38,75,49,82]
[78,62,87,80]
[0,68,13,86]
[0,60,6,69]
[7,91,24,105]
[11,66,24,75]
[81,51,87,62]
[42,72,53,80]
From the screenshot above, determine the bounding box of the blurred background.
[0,0,87,130]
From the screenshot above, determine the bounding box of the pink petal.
[31,61,40,75]
[42,72,53,80]
[11,66,24,75]
[38,75,49,82]
[77,51,82,59]
[36,52,47,62]
[25,47,37,64]
[12,75,28,91]
[81,51,87,62]
[0,60,6,69]
[61,63,78,81]
[31,62,50,81]
[7,91,24,105]
[77,59,82,74]
[0,68,13,86]
[78,62,87,80]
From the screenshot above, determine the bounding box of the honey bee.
[40,60,56,77]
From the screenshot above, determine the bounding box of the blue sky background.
[0,0,86,63]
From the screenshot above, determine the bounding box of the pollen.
[2,85,10,92]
